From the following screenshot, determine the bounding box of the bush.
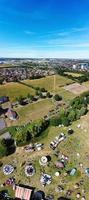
[15,130,32,146]
[40,87,46,92]
[54,94,62,101]
[15,119,49,146]
[50,116,61,126]
[0,138,15,158]
[47,92,52,98]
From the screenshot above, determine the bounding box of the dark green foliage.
[51,92,88,127]
[56,67,89,83]
[0,78,4,84]
[47,92,52,98]
[14,119,49,146]
[50,116,61,126]
[0,138,15,158]
[40,87,46,92]
[15,129,32,146]
[54,94,62,101]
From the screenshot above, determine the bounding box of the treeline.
[10,118,49,147]
[16,87,52,105]
[50,91,89,126]
[0,118,49,157]
[56,68,89,83]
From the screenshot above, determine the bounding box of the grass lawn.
[23,75,75,102]
[0,82,35,102]
[82,80,89,87]
[23,75,74,92]
[6,99,54,126]
[64,72,83,77]
[1,113,89,199]
[56,87,76,102]
[0,75,74,103]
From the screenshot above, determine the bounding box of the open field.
[23,75,74,92]
[0,82,35,102]
[1,113,89,199]
[0,75,74,103]
[64,82,89,95]
[64,72,83,77]
[83,81,89,87]
[0,75,76,127]
[6,99,54,126]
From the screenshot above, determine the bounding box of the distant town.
[0,58,89,84]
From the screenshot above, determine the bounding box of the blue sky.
[0,0,89,58]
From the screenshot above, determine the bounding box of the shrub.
[54,94,62,101]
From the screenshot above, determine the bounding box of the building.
[15,185,34,200]
[0,96,9,104]
[6,108,18,120]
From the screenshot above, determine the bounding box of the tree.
[79,106,87,117]
[15,129,32,146]
[0,140,7,158]
[50,116,61,126]
[27,93,31,99]
[0,138,15,158]
[47,92,52,98]
[29,95,34,101]
[39,92,43,98]
[54,94,62,101]
[35,90,40,96]
[61,116,70,126]
[35,87,40,91]
[16,96,24,104]
[68,110,76,122]
[40,88,46,92]
[0,78,4,84]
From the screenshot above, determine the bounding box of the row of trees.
[14,119,49,146]
[50,94,88,126]
[16,92,52,105]
[16,93,62,106]
[0,118,49,157]
[56,68,89,83]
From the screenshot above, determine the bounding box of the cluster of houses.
[0,67,55,83]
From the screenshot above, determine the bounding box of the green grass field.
[0,82,35,102]
[6,99,54,126]
[23,75,74,92]
[0,75,74,103]
[64,72,83,77]
[82,80,89,87]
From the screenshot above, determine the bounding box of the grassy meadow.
[0,75,75,103]
[0,82,35,102]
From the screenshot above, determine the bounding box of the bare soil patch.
[64,83,89,94]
